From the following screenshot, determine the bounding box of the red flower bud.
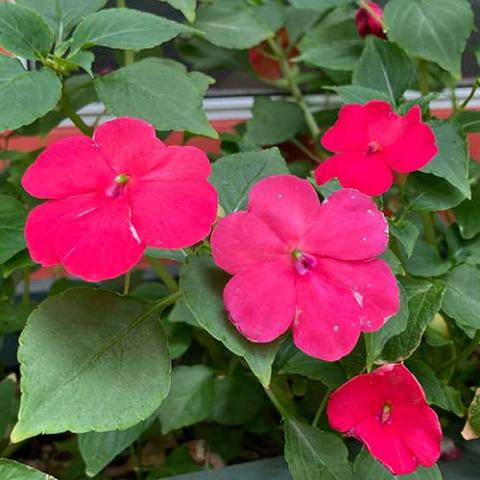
[355,1,386,39]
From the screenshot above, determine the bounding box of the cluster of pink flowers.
[23,93,439,474]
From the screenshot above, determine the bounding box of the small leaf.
[329,86,391,105]
[0,57,62,131]
[0,375,18,440]
[158,365,215,434]
[159,0,197,23]
[464,388,480,439]
[285,418,353,480]
[209,148,289,214]
[0,3,54,59]
[11,288,171,442]
[453,183,480,240]
[454,110,480,133]
[405,240,452,278]
[0,302,33,335]
[0,194,27,263]
[0,460,56,479]
[180,256,279,386]
[384,0,474,77]
[389,220,420,258]
[145,248,188,263]
[71,8,192,53]
[96,58,217,138]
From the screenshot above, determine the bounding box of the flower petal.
[382,106,438,173]
[223,260,296,343]
[300,188,388,261]
[55,194,145,281]
[22,136,113,199]
[314,155,337,186]
[327,373,384,433]
[293,271,361,361]
[316,258,399,332]
[93,117,166,175]
[211,212,287,274]
[247,175,320,243]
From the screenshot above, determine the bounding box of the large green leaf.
[158,365,215,434]
[0,460,56,479]
[421,121,470,198]
[0,375,18,440]
[381,279,444,362]
[353,36,415,104]
[16,0,106,39]
[246,97,305,146]
[405,240,452,278]
[384,0,474,77]
[442,264,480,332]
[11,288,171,442]
[284,418,353,480]
[96,58,216,138]
[453,183,480,240]
[159,0,197,23]
[180,256,279,386]
[79,417,154,477]
[353,448,442,480]
[0,3,53,59]
[194,0,272,49]
[209,148,289,214]
[0,57,62,132]
[71,8,192,53]
[0,194,27,263]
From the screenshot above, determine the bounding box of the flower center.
[292,249,317,275]
[381,403,392,424]
[105,173,130,198]
[366,140,381,155]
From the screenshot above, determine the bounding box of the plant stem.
[264,387,290,419]
[61,90,93,136]
[312,388,332,428]
[117,0,135,65]
[417,59,430,96]
[129,443,142,480]
[460,79,480,110]
[148,257,179,292]
[421,212,436,247]
[266,38,320,139]
[440,330,480,371]
[289,138,324,163]
[123,271,131,295]
[22,268,30,306]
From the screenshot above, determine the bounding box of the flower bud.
[355,1,386,39]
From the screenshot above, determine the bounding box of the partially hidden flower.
[355,1,386,39]
[327,364,442,475]
[22,117,218,281]
[315,100,438,196]
[248,28,298,81]
[211,174,399,361]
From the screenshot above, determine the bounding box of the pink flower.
[210,175,399,361]
[22,117,218,281]
[355,1,386,39]
[327,364,442,475]
[315,101,438,196]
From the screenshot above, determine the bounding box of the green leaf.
[454,110,480,133]
[0,57,62,132]
[368,285,409,363]
[164,320,193,359]
[16,0,106,39]
[284,418,353,480]
[158,365,215,434]
[146,248,188,263]
[329,86,391,105]
[466,387,480,437]
[0,460,56,479]
[246,98,305,146]
[0,194,27,263]
[381,279,444,362]
[180,256,279,386]
[67,50,95,76]
[168,298,198,327]
[298,19,362,71]
[405,240,452,278]
[0,375,18,440]
[420,121,470,198]
[389,220,420,258]
[209,148,289,214]
[384,0,474,77]
[407,359,464,416]
[453,183,480,240]
[353,448,442,480]
[71,8,192,53]
[289,0,351,9]
[211,373,266,426]
[442,264,480,332]
[0,302,33,335]
[194,0,272,49]
[79,417,153,477]
[353,36,415,104]
[405,173,466,211]
[159,0,197,23]
[11,288,171,442]
[0,3,54,59]
[96,58,216,138]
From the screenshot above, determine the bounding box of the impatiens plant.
[0,0,480,479]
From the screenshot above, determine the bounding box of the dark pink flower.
[22,117,218,281]
[315,101,438,196]
[327,364,442,475]
[355,1,386,39]
[211,175,399,361]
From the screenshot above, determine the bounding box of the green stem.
[417,59,430,96]
[312,388,332,428]
[61,90,93,136]
[264,387,290,419]
[148,257,179,292]
[421,212,436,247]
[440,330,480,371]
[289,138,324,163]
[22,268,30,306]
[460,80,480,111]
[266,38,320,139]
[129,444,142,480]
[117,0,134,65]
[123,271,131,296]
